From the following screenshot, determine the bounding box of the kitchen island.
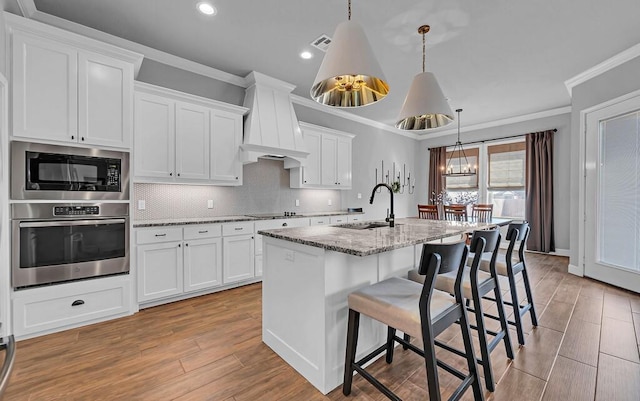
[258,217,497,394]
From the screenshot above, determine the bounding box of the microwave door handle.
[20,219,126,228]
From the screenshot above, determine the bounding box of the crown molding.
[15,0,37,18]
[290,94,420,140]
[565,42,640,96]
[416,106,572,141]
[22,8,247,88]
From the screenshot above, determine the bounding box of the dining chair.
[418,204,439,219]
[444,204,468,221]
[472,204,494,222]
[343,241,484,401]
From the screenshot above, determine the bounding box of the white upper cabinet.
[78,51,133,148]
[12,31,78,143]
[290,122,354,189]
[176,102,210,180]
[8,15,141,149]
[133,82,247,185]
[134,92,175,179]
[210,110,243,183]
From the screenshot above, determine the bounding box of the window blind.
[488,142,525,189]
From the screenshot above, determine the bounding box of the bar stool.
[470,222,537,345]
[409,230,514,392]
[343,241,484,401]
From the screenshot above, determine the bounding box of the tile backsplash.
[133,158,342,220]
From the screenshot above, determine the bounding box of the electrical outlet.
[295,199,300,207]
[207,200,214,209]
[357,193,362,199]
[327,199,332,206]
[138,200,146,210]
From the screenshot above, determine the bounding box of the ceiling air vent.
[311,34,332,52]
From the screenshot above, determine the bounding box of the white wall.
[417,113,572,252]
[569,55,640,268]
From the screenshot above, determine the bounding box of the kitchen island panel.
[262,236,411,394]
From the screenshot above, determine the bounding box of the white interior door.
[584,95,640,292]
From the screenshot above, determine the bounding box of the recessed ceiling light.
[197,2,216,16]
[300,51,313,60]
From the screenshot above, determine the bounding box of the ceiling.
[9,0,640,134]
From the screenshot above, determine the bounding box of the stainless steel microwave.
[11,142,129,200]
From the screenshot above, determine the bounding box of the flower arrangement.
[431,190,477,205]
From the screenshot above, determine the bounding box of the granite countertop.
[132,211,363,228]
[257,217,496,257]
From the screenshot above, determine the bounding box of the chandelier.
[442,109,477,176]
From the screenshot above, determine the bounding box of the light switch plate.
[207,200,214,209]
[357,193,362,199]
[137,200,146,210]
[327,199,332,206]
[295,199,300,207]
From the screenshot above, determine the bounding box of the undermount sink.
[339,222,395,230]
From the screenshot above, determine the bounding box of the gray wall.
[136,58,245,106]
[569,56,640,266]
[294,104,420,220]
[418,113,572,252]
[0,0,7,76]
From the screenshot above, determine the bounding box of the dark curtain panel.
[525,130,555,252]
[428,147,447,204]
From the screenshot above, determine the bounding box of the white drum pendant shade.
[311,20,389,107]
[396,71,454,130]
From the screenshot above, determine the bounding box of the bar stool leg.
[459,307,484,401]
[521,268,539,326]
[343,308,360,396]
[472,289,496,392]
[421,318,442,401]
[507,272,526,346]
[493,285,515,359]
[386,327,396,363]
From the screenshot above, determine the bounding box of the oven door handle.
[20,219,126,228]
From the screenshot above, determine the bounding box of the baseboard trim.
[568,264,584,277]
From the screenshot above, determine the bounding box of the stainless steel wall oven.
[11,203,129,289]
[11,141,129,200]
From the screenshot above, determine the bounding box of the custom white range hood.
[241,72,308,168]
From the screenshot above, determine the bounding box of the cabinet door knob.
[81,137,85,141]
[304,180,307,183]
[71,300,85,307]
[169,173,173,176]
[71,135,75,140]
[185,243,189,247]
[282,222,288,227]
[235,177,239,180]
[178,243,181,247]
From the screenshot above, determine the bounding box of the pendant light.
[396,25,454,130]
[310,0,389,107]
[442,109,477,176]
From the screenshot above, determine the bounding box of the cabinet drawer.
[309,217,330,226]
[136,227,183,244]
[222,221,254,236]
[13,277,130,336]
[330,215,348,224]
[183,224,222,240]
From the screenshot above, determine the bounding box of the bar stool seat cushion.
[348,277,456,339]
[409,268,491,299]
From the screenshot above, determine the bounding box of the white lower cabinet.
[221,221,255,283]
[184,238,222,292]
[12,275,132,338]
[136,222,252,304]
[137,241,183,302]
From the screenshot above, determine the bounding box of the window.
[441,140,526,219]
[487,142,526,218]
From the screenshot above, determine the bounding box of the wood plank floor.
[3,253,640,400]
